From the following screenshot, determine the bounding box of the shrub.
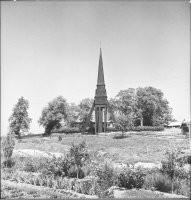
[117,166,145,189]
[91,160,118,191]
[113,132,130,139]
[1,131,15,168]
[143,170,190,197]
[39,155,71,177]
[106,127,118,132]
[13,141,91,179]
[14,154,72,177]
[143,171,172,192]
[68,165,85,179]
[23,157,40,172]
[52,127,80,134]
[173,178,191,197]
[13,155,44,173]
[58,135,62,141]
[2,158,16,168]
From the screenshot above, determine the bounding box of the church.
[82,47,115,134]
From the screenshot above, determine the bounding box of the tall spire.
[97,47,105,85]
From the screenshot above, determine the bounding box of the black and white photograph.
[1,0,190,199]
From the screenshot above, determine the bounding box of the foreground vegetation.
[1,132,190,199]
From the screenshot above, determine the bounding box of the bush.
[159,147,190,194]
[113,132,130,139]
[106,127,118,132]
[14,141,91,179]
[58,135,62,141]
[14,154,71,177]
[23,157,41,172]
[91,160,118,191]
[143,171,172,192]
[117,166,145,189]
[2,158,16,168]
[52,127,80,134]
[68,165,85,179]
[1,132,15,168]
[143,170,190,197]
[13,155,47,173]
[40,155,71,177]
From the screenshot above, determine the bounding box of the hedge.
[51,127,95,134]
[51,125,164,134]
[51,127,80,134]
[131,126,164,132]
[107,126,164,132]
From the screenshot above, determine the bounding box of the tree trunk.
[141,115,143,126]
[171,179,173,194]
[77,165,79,179]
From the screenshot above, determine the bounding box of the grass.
[14,130,189,164]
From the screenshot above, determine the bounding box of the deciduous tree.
[69,140,90,178]
[38,96,69,136]
[160,147,187,194]
[135,87,172,126]
[109,89,136,131]
[66,102,80,127]
[9,96,32,138]
[78,98,94,132]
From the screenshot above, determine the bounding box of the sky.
[1,0,190,135]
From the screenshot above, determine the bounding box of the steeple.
[95,47,107,100]
[82,45,110,135]
[97,47,105,85]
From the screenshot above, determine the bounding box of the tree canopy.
[38,87,173,134]
[109,87,173,129]
[78,98,94,131]
[38,96,69,135]
[9,96,32,138]
[136,87,172,126]
[66,102,80,127]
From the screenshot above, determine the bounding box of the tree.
[9,96,32,138]
[78,98,94,132]
[115,88,136,115]
[69,140,90,178]
[66,103,80,127]
[2,129,15,168]
[160,147,187,194]
[135,87,172,126]
[38,96,69,136]
[109,89,136,131]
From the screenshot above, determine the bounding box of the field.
[2,128,190,199]
[14,129,189,164]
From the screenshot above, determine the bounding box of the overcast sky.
[1,0,190,135]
